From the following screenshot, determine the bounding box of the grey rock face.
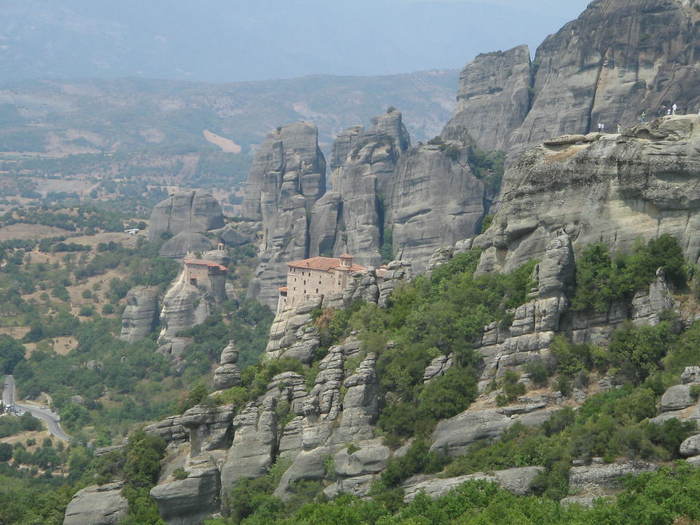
[310,110,408,267]
[403,466,543,501]
[243,122,327,308]
[220,399,278,494]
[442,45,532,151]
[266,297,322,364]
[150,457,220,525]
[568,462,658,492]
[158,269,211,346]
[509,0,700,154]
[63,482,128,525]
[631,270,677,327]
[119,286,159,342]
[682,367,700,385]
[430,407,554,457]
[390,144,484,273]
[475,116,700,275]
[148,190,224,243]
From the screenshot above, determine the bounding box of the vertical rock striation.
[442,45,532,151]
[243,122,327,308]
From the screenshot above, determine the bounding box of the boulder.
[660,384,694,412]
[148,190,223,242]
[63,482,128,525]
[680,434,700,457]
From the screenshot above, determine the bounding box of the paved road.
[3,375,70,442]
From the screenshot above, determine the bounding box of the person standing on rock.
[672,103,678,115]
[640,111,647,123]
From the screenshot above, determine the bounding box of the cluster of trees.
[572,235,688,312]
[1,205,125,233]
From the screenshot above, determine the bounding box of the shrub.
[173,467,189,480]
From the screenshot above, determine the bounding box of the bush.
[173,468,189,480]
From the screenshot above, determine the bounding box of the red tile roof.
[287,256,366,273]
[184,259,228,272]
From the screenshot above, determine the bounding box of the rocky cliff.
[442,45,532,151]
[243,122,327,307]
[511,0,700,151]
[450,0,700,156]
[474,115,700,274]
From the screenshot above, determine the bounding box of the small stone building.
[279,254,366,311]
[183,255,227,302]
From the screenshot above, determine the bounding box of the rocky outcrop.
[442,45,532,151]
[474,234,574,390]
[430,406,555,457]
[63,482,128,525]
[243,122,327,308]
[475,116,700,274]
[568,461,658,492]
[403,466,544,501]
[265,297,322,364]
[390,144,484,273]
[119,286,159,342]
[147,190,224,243]
[212,341,241,391]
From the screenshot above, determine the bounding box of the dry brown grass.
[0,223,72,241]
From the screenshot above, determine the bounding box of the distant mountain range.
[0,71,459,187]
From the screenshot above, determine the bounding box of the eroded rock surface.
[120,286,159,342]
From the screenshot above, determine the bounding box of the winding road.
[2,375,70,442]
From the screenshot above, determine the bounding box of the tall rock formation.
[442,45,532,151]
[243,122,327,308]
[389,143,484,273]
[511,0,700,151]
[119,286,159,343]
[309,109,410,266]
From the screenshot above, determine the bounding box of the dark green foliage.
[370,440,448,511]
[573,235,688,313]
[207,464,700,524]
[468,147,505,196]
[0,443,12,461]
[608,321,676,384]
[0,334,25,373]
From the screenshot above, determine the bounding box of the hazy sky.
[3,0,593,82]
